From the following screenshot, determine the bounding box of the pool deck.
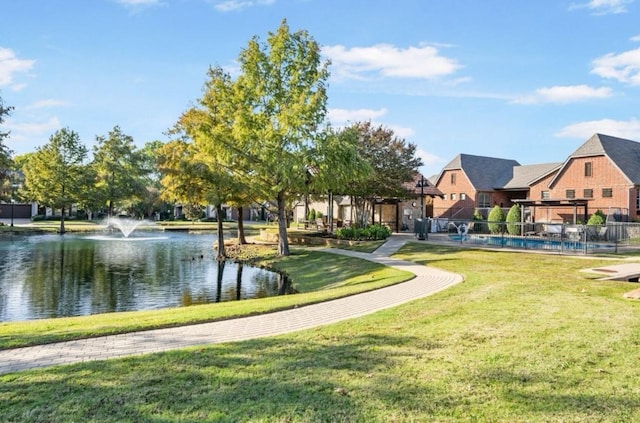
[0,234,463,375]
[581,263,640,281]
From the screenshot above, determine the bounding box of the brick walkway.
[0,234,462,375]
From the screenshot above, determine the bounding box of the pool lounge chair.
[542,223,563,237]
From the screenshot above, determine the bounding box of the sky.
[2,0,640,178]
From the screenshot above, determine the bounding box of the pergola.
[512,198,590,224]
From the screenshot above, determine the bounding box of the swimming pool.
[448,233,615,253]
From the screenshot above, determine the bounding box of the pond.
[0,232,291,322]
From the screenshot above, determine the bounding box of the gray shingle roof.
[556,133,640,185]
[439,154,520,190]
[502,162,562,189]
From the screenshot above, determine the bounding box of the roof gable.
[502,162,562,189]
[551,133,640,186]
[439,154,520,190]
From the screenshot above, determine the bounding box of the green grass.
[330,239,386,253]
[3,244,640,422]
[0,250,410,350]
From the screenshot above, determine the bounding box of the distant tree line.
[0,20,423,257]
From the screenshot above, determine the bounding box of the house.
[432,133,640,224]
[432,154,521,220]
[292,172,443,232]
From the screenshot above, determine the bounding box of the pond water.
[0,232,291,322]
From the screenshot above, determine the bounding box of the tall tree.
[340,121,423,227]
[179,66,258,247]
[157,138,235,259]
[0,94,14,185]
[93,126,145,217]
[234,19,330,256]
[132,140,165,219]
[22,128,88,233]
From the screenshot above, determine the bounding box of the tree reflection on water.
[0,233,291,321]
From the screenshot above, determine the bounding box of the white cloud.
[0,47,35,89]
[326,107,414,140]
[591,47,640,85]
[555,118,640,139]
[322,43,461,81]
[327,107,387,124]
[212,0,275,12]
[512,85,613,104]
[416,148,443,167]
[569,0,633,15]
[23,99,68,110]
[631,35,640,42]
[388,124,415,139]
[5,117,61,139]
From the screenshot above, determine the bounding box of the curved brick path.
[0,235,462,375]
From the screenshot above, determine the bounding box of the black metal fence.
[430,219,640,254]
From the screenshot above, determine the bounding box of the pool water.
[448,233,615,252]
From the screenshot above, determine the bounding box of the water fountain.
[102,216,156,238]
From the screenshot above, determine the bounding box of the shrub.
[587,210,606,226]
[308,208,316,221]
[472,209,484,220]
[487,205,505,234]
[335,224,391,240]
[365,224,391,240]
[505,204,521,235]
[335,227,355,240]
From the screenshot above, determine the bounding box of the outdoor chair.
[565,226,582,242]
[542,223,563,238]
[597,226,608,241]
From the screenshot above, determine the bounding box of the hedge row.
[334,224,391,240]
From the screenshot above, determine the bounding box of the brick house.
[432,154,521,220]
[432,133,640,223]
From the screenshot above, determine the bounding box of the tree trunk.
[237,206,247,245]
[276,190,290,256]
[59,206,66,234]
[215,203,226,260]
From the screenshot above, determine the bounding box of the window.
[478,192,491,208]
[583,189,593,198]
[541,190,550,200]
[450,173,456,185]
[461,193,466,200]
[637,189,640,210]
[585,162,592,177]
[602,188,613,198]
[451,193,456,201]
[566,189,575,199]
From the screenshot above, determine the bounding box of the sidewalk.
[0,234,462,375]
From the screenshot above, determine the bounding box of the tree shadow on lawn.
[1,333,443,422]
[467,366,640,421]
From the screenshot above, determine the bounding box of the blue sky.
[2,0,640,177]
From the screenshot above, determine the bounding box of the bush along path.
[0,234,462,375]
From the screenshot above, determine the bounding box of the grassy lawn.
[2,243,640,422]
[0,249,411,350]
